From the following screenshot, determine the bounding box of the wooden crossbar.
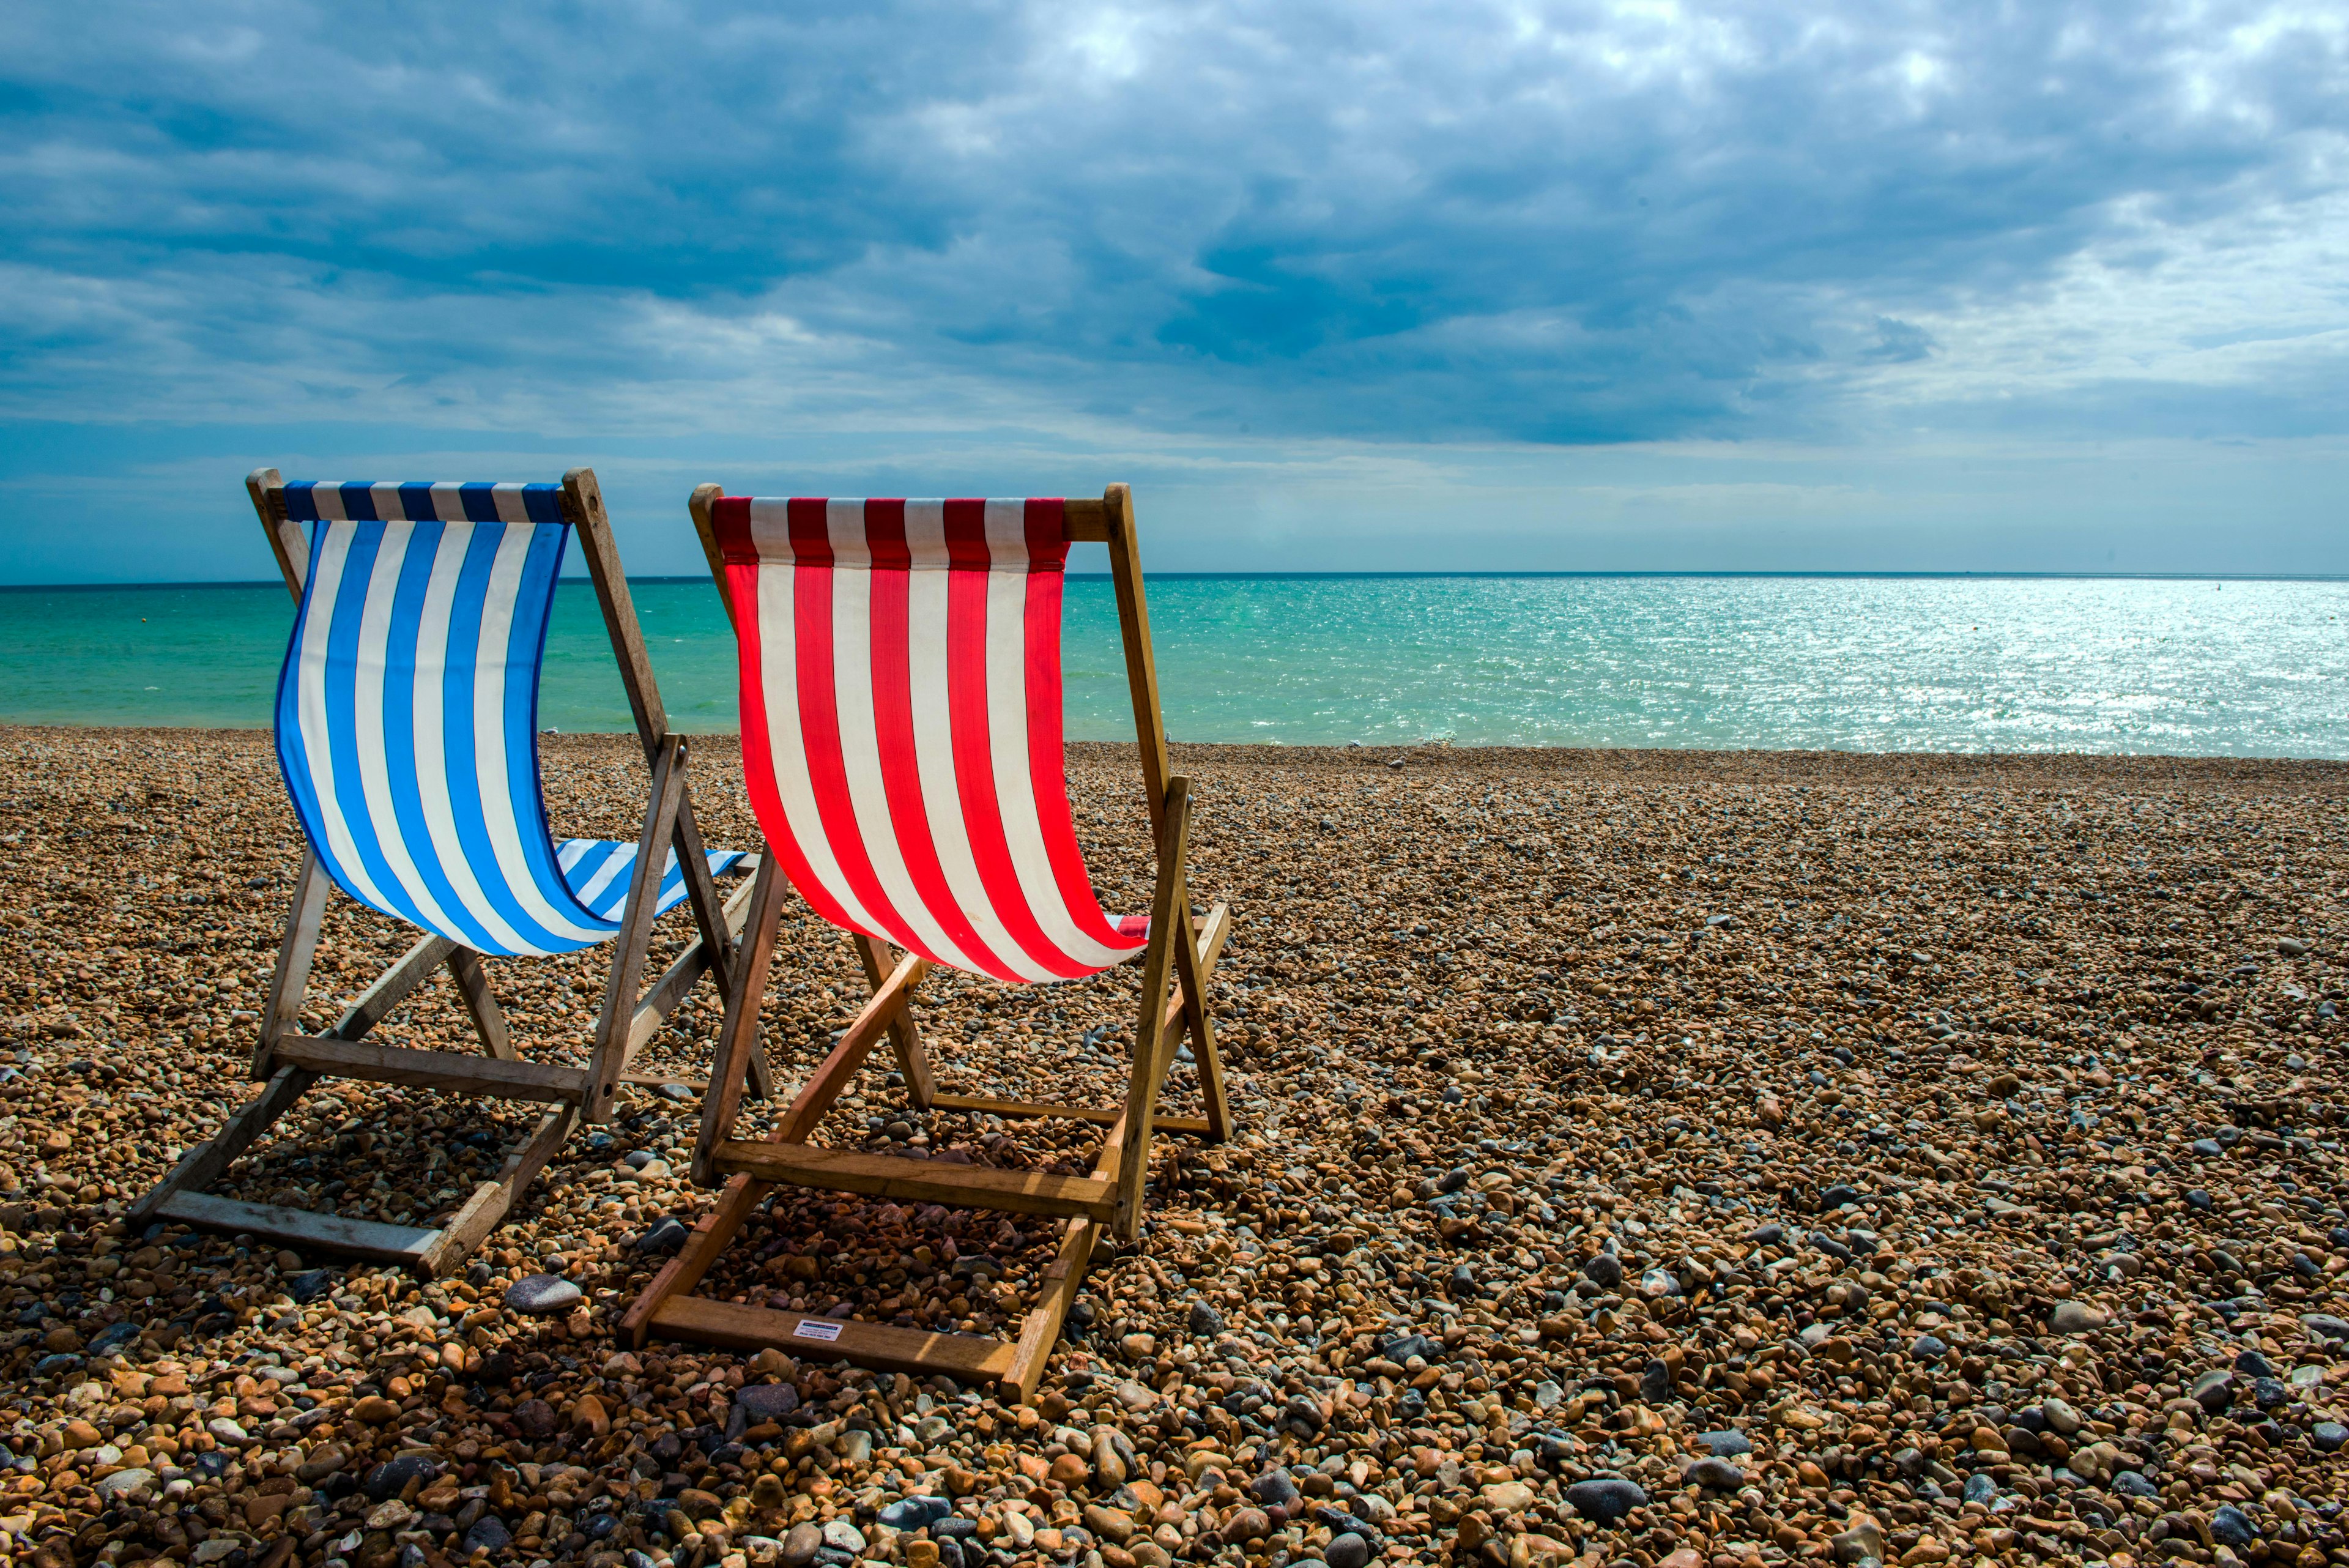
[927,1094,1211,1136]
[272,1036,590,1103]
[707,1143,1118,1221]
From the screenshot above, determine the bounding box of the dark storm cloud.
[1,0,2342,447]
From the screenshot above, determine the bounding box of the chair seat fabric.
[556,840,747,922]
[712,497,1149,986]
[275,481,690,958]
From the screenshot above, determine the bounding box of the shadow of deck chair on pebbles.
[620,486,1231,1402]
[129,468,770,1277]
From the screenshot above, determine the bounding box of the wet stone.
[286,1268,336,1303]
[365,1455,439,1502]
[462,1516,512,1555]
[879,1496,954,1531]
[2211,1506,2258,1548]
[2192,1370,2236,1412]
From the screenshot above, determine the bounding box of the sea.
[4,575,2344,757]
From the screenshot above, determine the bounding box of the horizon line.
[7,569,2349,590]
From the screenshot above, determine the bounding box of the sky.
[2,0,2345,581]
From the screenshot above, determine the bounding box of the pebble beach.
[2,727,2347,1568]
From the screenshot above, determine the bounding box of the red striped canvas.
[711,497,1151,985]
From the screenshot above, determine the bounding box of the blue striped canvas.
[273,481,741,957]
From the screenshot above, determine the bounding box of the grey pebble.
[735,1381,801,1422]
[2210,1506,2258,1548]
[2302,1313,2349,1345]
[463,1516,513,1555]
[2047,1299,2104,1334]
[636,1216,689,1254]
[1563,1477,1646,1523]
[1683,1457,1745,1491]
[502,1273,582,1315]
[92,1468,156,1501]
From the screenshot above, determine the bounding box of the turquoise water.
[4,576,2345,756]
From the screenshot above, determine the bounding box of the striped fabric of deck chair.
[623,485,1230,1401]
[131,467,768,1277]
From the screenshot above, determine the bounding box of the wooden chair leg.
[621,1172,770,1347]
[588,734,689,1122]
[419,1107,577,1277]
[694,857,789,1184]
[1169,905,1233,1142]
[669,790,737,1001]
[1113,777,1193,1243]
[446,948,513,1060]
[329,932,458,1043]
[856,934,933,1110]
[255,853,330,1078]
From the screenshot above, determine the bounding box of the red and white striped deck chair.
[623,484,1231,1399]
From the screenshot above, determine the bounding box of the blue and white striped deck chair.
[132,466,768,1277]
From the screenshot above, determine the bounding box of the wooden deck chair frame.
[621,484,1231,1402]
[130,466,772,1277]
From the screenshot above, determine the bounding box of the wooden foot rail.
[149,1193,443,1269]
[644,1297,1019,1381]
